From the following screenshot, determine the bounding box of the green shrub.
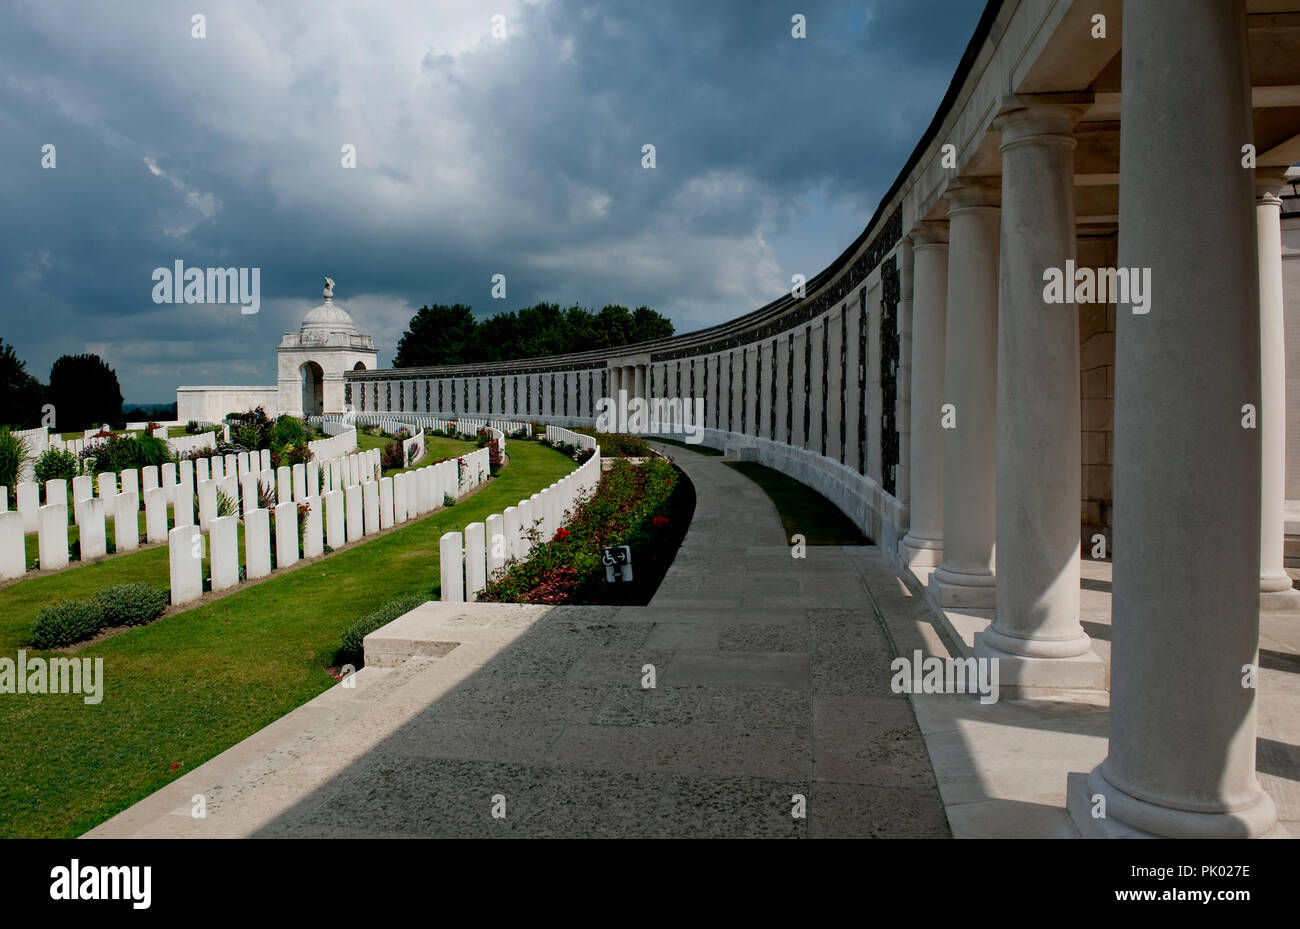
[96,583,168,627]
[339,594,428,664]
[272,415,308,449]
[29,599,106,649]
[443,492,455,507]
[33,448,79,484]
[0,428,31,501]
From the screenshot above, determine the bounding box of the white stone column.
[1256,174,1300,609]
[635,365,646,405]
[974,99,1103,690]
[931,180,1000,607]
[901,223,948,568]
[1071,0,1277,838]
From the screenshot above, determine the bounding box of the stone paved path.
[88,443,949,838]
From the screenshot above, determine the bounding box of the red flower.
[554,527,570,541]
[170,762,182,771]
[652,516,669,528]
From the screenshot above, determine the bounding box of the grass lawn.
[724,461,870,545]
[650,435,724,457]
[0,439,577,838]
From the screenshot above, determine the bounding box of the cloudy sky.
[0,0,984,402]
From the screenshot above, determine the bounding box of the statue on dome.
[323,276,335,299]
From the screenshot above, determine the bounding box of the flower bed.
[478,457,694,606]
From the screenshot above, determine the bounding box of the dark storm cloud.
[0,0,984,399]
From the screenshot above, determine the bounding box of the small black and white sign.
[602,545,633,582]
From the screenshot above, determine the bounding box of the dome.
[300,277,358,337]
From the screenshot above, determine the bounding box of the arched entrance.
[353,361,367,371]
[301,362,324,416]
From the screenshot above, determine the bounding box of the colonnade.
[902,1,1284,837]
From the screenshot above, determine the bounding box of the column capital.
[993,94,1090,150]
[1256,172,1289,204]
[907,220,949,248]
[942,177,1001,213]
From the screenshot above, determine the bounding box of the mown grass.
[724,461,870,545]
[0,439,577,838]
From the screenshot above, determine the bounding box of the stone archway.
[300,361,324,416]
[353,361,367,371]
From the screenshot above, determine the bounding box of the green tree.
[46,354,123,431]
[393,304,478,367]
[391,301,674,365]
[0,339,45,428]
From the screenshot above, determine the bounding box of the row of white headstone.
[440,445,602,602]
[0,446,380,583]
[167,446,492,606]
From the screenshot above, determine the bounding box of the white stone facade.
[176,278,377,421]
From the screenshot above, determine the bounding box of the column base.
[973,633,1107,695]
[1260,574,1300,611]
[929,565,996,608]
[1067,766,1279,839]
[901,533,943,568]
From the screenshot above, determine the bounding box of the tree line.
[0,339,133,430]
[393,302,674,368]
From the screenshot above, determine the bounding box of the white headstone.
[260,449,271,471]
[145,487,168,543]
[44,478,67,511]
[173,474,195,528]
[38,502,69,570]
[16,483,39,535]
[307,460,320,499]
[292,463,307,502]
[362,480,380,535]
[71,475,93,526]
[224,454,238,481]
[240,473,260,517]
[209,514,239,591]
[465,521,487,599]
[197,479,217,532]
[302,495,324,558]
[440,531,464,602]
[485,513,505,580]
[379,477,395,529]
[393,472,409,524]
[244,508,272,579]
[115,491,139,552]
[178,458,193,487]
[274,500,299,569]
[168,525,202,605]
[344,484,363,542]
[324,489,346,550]
[236,451,250,478]
[276,466,292,505]
[195,457,210,483]
[502,505,520,560]
[160,462,177,504]
[81,497,107,561]
[210,456,224,481]
[142,465,160,494]
[0,511,25,579]
[120,468,139,501]
[98,471,117,498]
